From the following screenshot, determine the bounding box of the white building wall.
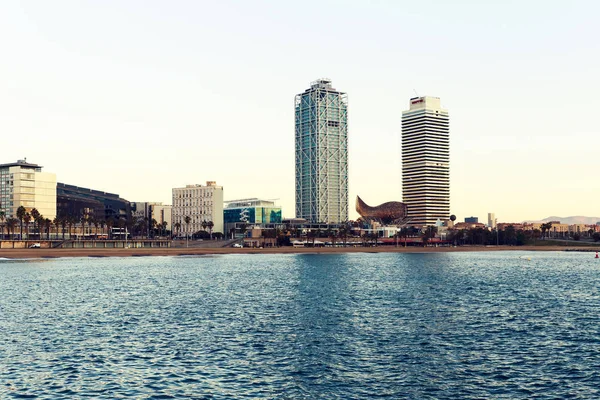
[3,165,56,219]
[172,181,224,236]
[33,171,57,220]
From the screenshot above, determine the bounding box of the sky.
[1,0,599,223]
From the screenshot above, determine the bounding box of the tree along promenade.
[0,240,171,249]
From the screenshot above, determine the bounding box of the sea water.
[1,251,599,399]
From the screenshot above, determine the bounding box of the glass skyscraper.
[295,79,348,224]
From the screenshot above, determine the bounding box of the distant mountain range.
[527,216,600,225]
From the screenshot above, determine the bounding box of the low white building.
[0,159,57,220]
[172,181,223,236]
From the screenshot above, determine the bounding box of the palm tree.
[420,226,436,247]
[314,228,321,245]
[325,227,334,247]
[260,229,266,248]
[540,222,553,240]
[67,216,75,239]
[402,226,411,247]
[421,232,430,246]
[142,217,149,239]
[184,216,191,247]
[80,214,88,239]
[86,216,93,239]
[117,217,126,239]
[0,210,5,239]
[126,217,135,239]
[161,221,168,238]
[36,215,45,240]
[23,212,32,240]
[307,230,316,247]
[275,228,286,247]
[422,226,437,246]
[85,216,92,239]
[61,217,67,240]
[60,217,67,239]
[540,223,547,239]
[30,208,40,239]
[504,225,517,245]
[3,216,9,239]
[207,221,214,240]
[201,220,208,233]
[239,223,247,238]
[338,226,348,247]
[151,218,157,239]
[6,218,18,239]
[371,232,379,247]
[106,218,114,240]
[16,205,26,239]
[45,218,51,240]
[53,217,60,240]
[360,232,370,247]
[174,222,181,239]
[93,218,99,239]
[136,218,146,239]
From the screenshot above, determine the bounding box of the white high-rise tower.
[401,96,450,226]
[488,213,496,228]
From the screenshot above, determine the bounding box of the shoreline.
[1,245,599,260]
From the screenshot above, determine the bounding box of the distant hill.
[530,216,600,225]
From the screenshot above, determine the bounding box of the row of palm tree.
[173,219,215,239]
[447,224,598,246]
[0,207,172,240]
[0,206,54,240]
[249,225,353,247]
[250,224,440,248]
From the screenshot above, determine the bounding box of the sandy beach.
[1,245,599,259]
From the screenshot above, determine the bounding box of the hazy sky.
[1,0,599,222]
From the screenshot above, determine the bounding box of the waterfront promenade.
[1,245,598,259]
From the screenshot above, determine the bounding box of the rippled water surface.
[2,251,600,399]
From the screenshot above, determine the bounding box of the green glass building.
[223,198,282,233]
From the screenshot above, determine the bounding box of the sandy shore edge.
[1,245,599,259]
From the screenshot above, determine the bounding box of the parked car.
[232,243,243,248]
[29,243,41,248]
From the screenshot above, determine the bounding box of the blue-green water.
[1,252,600,399]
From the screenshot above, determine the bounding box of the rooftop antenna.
[413,89,419,97]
